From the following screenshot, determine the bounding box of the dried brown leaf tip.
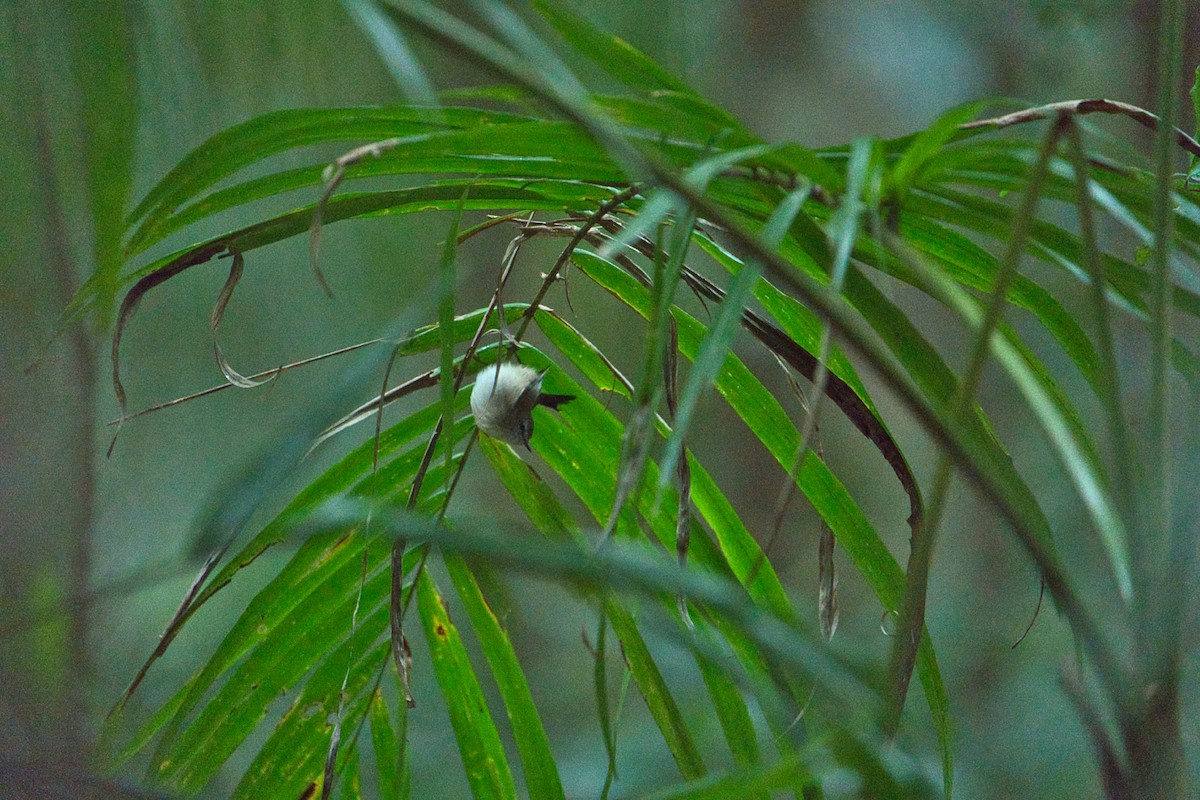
[210,250,276,389]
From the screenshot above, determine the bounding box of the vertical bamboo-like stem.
[1145,5,1180,554]
[26,15,97,761]
[1126,0,1187,796]
[35,107,95,769]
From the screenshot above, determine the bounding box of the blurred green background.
[2,1,1197,797]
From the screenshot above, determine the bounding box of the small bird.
[470,362,574,449]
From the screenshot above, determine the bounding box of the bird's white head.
[470,362,573,449]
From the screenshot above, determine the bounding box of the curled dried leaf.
[210,251,276,389]
[108,241,228,457]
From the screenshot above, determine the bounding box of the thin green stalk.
[437,199,464,488]
[885,113,1069,733]
[771,140,870,535]
[1062,121,1138,530]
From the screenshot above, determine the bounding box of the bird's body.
[470,362,573,449]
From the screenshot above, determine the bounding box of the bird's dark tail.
[537,392,574,411]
